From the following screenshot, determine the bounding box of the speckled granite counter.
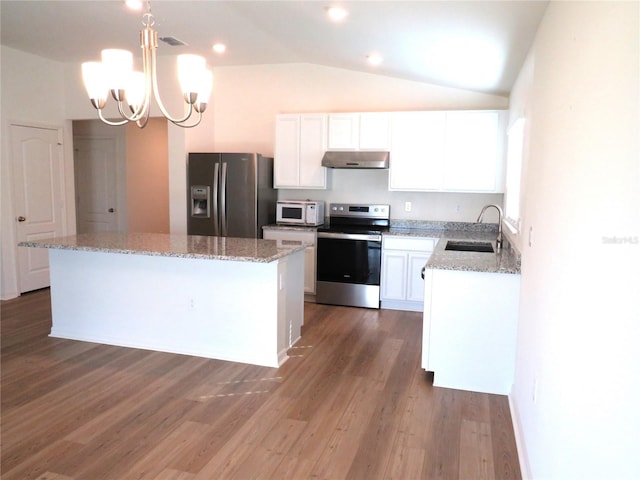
[386,221,520,274]
[263,221,520,274]
[20,232,306,263]
[426,231,520,274]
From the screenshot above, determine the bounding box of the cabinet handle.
[421,266,426,280]
[17,216,26,222]
[108,208,115,213]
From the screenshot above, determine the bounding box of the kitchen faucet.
[477,204,504,251]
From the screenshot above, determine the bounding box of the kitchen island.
[19,232,306,368]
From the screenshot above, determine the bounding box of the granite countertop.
[263,220,521,274]
[385,221,520,274]
[425,231,521,274]
[19,232,307,263]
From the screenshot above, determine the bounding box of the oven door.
[316,232,382,308]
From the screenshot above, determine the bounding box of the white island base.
[48,248,304,368]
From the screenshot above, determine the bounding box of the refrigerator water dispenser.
[191,186,210,217]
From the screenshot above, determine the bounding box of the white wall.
[509,3,640,479]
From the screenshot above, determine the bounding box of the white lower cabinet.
[263,229,317,295]
[380,236,436,312]
[422,268,520,395]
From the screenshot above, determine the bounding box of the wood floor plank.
[127,421,212,479]
[1,288,522,480]
[459,419,495,480]
[150,469,196,480]
[489,394,522,480]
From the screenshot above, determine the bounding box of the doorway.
[72,118,169,234]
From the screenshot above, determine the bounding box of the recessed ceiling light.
[326,6,348,22]
[212,43,227,54]
[367,53,383,66]
[125,0,143,11]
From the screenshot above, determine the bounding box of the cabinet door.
[299,115,327,189]
[389,111,446,191]
[443,111,502,192]
[381,251,407,301]
[274,115,301,187]
[407,253,430,302]
[303,246,316,294]
[359,113,390,150]
[327,114,359,150]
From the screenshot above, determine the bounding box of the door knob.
[108,208,115,213]
[17,216,26,222]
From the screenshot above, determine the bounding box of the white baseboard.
[508,391,533,480]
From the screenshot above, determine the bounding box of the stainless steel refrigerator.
[187,153,276,238]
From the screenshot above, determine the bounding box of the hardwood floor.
[1,288,521,480]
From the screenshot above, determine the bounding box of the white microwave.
[276,200,324,226]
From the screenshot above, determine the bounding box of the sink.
[445,240,494,253]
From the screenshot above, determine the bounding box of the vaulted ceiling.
[0,1,548,96]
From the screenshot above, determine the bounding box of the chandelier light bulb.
[126,71,146,112]
[81,62,108,108]
[101,49,134,94]
[195,69,213,112]
[177,54,206,102]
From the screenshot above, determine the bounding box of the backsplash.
[277,169,504,223]
[390,220,499,232]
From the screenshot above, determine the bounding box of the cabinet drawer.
[263,229,316,245]
[383,236,436,252]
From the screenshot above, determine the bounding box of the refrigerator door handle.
[221,162,228,236]
[212,162,220,236]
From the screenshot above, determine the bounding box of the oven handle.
[317,232,382,242]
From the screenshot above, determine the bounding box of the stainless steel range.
[316,203,390,309]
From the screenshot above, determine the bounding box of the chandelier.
[81,3,212,128]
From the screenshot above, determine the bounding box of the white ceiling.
[0,0,548,96]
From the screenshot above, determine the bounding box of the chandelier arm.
[149,46,195,124]
[113,47,151,123]
[116,100,140,122]
[136,115,150,128]
[168,110,203,128]
[98,109,129,126]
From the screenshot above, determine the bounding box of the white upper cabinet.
[389,110,507,193]
[389,111,446,191]
[327,113,391,151]
[274,114,327,189]
[358,113,391,150]
[443,110,505,192]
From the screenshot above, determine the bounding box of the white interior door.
[74,136,118,233]
[11,124,65,293]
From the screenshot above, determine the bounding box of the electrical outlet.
[404,201,412,212]
[188,297,195,312]
[529,226,534,247]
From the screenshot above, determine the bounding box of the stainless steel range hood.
[321,151,390,169]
